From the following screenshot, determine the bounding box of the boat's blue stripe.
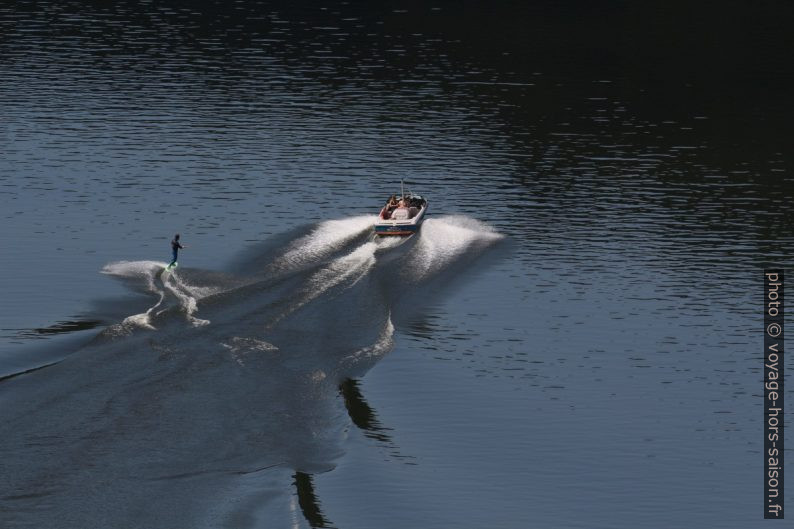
[374,224,418,233]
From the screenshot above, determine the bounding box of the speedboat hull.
[374,194,427,236]
[374,220,422,236]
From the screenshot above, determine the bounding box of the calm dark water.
[1,2,792,528]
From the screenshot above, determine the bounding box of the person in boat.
[170,234,184,267]
[391,199,410,220]
[381,195,398,219]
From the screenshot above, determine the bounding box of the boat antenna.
[401,180,405,198]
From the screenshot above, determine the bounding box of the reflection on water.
[14,319,103,339]
[293,472,333,529]
[340,378,391,444]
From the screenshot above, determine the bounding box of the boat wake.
[0,215,503,529]
[101,260,218,331]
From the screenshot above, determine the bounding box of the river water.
[1,2,792,528]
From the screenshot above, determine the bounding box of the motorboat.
[374,188,428,236]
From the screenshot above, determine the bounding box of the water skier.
[169,233,185,269]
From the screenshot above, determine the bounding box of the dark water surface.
[1,2,792,528]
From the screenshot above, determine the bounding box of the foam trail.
[221,337,279,367]
[101,260,167,329]
[373,235,404,251]
[101,260,216,329]
[308,241,379,290]
[161,271,211,326]
[408,216,504,279]
[101,260,164,294]
[274,216,377,271]
[342,315,395,367]
[267,241,380,328]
